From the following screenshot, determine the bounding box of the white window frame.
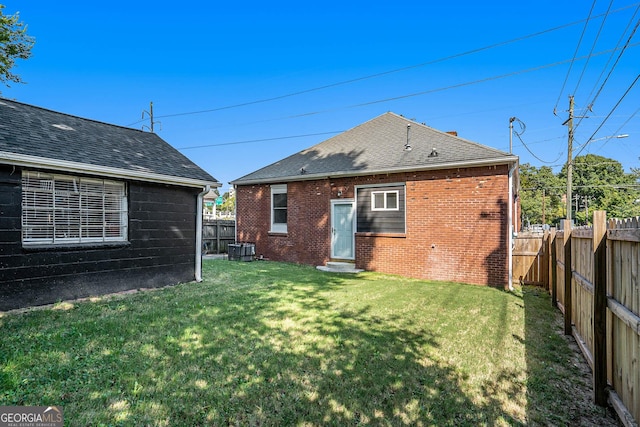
[371,190,399,211]
[270,184,287,233]
[21,170,128,245]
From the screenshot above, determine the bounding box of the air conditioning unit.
[228,243,255,261]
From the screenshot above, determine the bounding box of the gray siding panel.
[356,185,405,233]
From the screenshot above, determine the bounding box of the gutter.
[195,185,211,282]
[0,151,220,189]
[230,156,519,186]
[233,184,238,245]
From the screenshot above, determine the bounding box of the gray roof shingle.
[231,112,517,184]
[0,98,218,185]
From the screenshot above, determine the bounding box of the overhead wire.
[512,119,564,164]
[176,44,638,150]
[574,73,640,158]
[126,4,640,127]
[572,0,614,96]
[177,131,344,150]
[574,13,640,132]
[278,43,640,118]
[553,0,597,114]
[579,4,640,112]
[588,105,640,154]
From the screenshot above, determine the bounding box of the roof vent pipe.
[405,124,412,151]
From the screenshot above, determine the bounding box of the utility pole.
[509,117,515,154]
[142,101,159,133]
[542,188,546,225]
[149,102,154,133]
[563,95,575,224]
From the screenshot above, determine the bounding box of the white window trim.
[270,184,287,233]
[21,170,128,245]
[371,190,400,211]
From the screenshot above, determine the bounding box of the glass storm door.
[331,201,355,259]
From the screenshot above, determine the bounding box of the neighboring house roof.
[231,112,518,185]
[0,98,219,188]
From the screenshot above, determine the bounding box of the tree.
[219,191,235,217]
[0,4,35,87]
[519,163,564,227]
[562,154,640,223]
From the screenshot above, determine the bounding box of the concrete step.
[316,261,364,273]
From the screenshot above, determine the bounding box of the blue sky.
[2,1,639,191]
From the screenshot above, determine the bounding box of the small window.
[22,171,128,245]
[371,190,399,211]
[271,184,287,233]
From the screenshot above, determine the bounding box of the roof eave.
[0,151,221,188]
[231,156,519,186]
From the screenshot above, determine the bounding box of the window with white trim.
[21,171,128,245]
[371,190,399,211]
[270,184,287,233]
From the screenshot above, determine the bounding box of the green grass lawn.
[0,260,616,426]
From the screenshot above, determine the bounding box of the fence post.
[592,210,607,406]
[216,220,221,254]
[551,230,558,308]
[542,230,550,290]
[563,219,573,336]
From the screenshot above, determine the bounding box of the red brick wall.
[236,164,510,287]
[236,180,332,266]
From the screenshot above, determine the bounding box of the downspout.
[195,185,210,282]
[233,184,237,244]
[507,161,517,291]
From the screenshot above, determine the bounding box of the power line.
[225,45,639,127]
[342,44,639,110]
[513,125,564,164]
[574,15,640,132]
[579,4,640,113]
[574,73,640,158]
[588,105,640,155]
[522,183,640,190]
[179,42,639,141]
[572,0,613,96]
[553,0,597,114]
[126,4,640,127]
[177,131,344,150]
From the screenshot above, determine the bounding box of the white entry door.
[331,200,355,259]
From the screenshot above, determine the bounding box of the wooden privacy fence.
[516,212,639,426]
[512,231,553,289]
[202,220,236,254]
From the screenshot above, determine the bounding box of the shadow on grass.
[140,261,507,425]
[1,261,582,425]
[521,286,617,426]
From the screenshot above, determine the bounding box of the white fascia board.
[231,156,519,186]
[0,151,220,189]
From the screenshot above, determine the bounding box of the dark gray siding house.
[0,98,219,311]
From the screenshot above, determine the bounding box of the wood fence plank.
[516,216,639,425]
[608,228,640,242]
[608,298,640,336]
[564,220,573,336]
[609,389,639,427]
[592,210,607,406]
[552,230,558,307]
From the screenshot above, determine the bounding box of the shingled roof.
[231,112,518,185]
[0,98,218,187]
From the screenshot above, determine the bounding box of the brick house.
[231,112,519,287]
[0,98,219,310]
